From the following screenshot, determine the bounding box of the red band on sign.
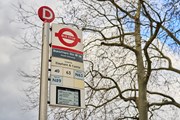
[52,45,83,55]
[55,28,80,47]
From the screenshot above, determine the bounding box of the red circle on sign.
[38,6,55,23]
[55,28,80,47]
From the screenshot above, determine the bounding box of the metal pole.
[39,22,50,120]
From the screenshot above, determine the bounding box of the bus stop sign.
[38,6,55,23]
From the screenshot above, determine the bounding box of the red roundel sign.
[38,6,55,23]
[55,28,80,47]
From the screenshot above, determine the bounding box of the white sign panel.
[51,23,83,53]
[50,24,85,108]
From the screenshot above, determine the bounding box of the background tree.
[14,0,180,120]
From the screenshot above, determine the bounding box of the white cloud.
[0,35,38,120]
[0,2,38,118]
[0,1,56,119]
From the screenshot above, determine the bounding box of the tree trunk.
[135,1,148,119]
[138,80,148,120]
[135,26,148,120]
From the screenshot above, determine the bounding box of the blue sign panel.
[52,48,83,62]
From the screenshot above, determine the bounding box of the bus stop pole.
[39,22,50,120]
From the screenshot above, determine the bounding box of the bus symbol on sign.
[55,28,80,47]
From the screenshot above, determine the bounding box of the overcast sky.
[0,0,57,120]
[0,1,33,120]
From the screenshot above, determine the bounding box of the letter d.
[43,8,53,20]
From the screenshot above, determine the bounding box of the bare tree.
[14,0,180,120]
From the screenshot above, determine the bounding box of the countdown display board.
[56,87,80,106]
[50,24,85,108]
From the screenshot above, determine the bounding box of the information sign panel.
[56,87,80,107]
[50,23,85,108]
